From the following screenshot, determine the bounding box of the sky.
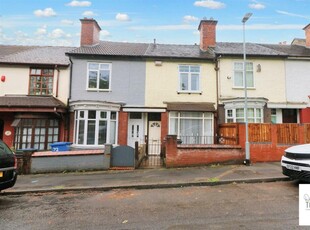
[1,0,310,47]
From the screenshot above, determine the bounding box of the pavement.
[3,162,290,195]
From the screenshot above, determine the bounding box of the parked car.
[281,144,310,182]
[0,139,17,191]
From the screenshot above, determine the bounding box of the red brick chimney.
[80,18,101,46]
[303,24,310,47]
[198,19,218,51]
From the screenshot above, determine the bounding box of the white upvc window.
[87,62,111,90]
[233,62,254,88]
[178,65,200,92]
[169,111,214,144]
[75,110,117,146]
[225,108,263,123]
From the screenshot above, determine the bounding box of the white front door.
[128,116,144,148]
[148,121,161,155]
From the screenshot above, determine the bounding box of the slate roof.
[68,40,310,59]
[213,42,288,57]
[0,45,75,66]
[67,41,215,60]
[259,44,310,57]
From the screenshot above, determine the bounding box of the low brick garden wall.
[31,149,110,173]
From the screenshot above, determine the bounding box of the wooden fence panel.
[305,124,310,144]
[218,123,238,145]
[249,123,271,142]
[277,124,299,144]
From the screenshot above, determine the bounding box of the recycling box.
[50,142,72,152]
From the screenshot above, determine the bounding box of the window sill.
[177,91,202,95]
[232,87,255,90]
[87,89,112,92]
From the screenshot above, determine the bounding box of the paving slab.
[2,162,290,195]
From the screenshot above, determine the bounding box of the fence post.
[135,141,139,160]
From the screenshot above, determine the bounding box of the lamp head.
[242,13,252,23]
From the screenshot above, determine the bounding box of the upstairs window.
[87,63,111,90]
[29,68,54,95]
[179,65,200,92]
[234,62,254,88]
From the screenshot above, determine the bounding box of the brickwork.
[118,111,128,145]
[304,25,310,47]
[161,112,168,142]
[80,18,101,46]
[198,20,217,50]
[165,135,244,168]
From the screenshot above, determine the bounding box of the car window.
[0,140,13,156]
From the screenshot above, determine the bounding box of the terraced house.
[66,18,218,153]
[0,46,74,150]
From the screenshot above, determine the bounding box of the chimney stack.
[80,18,101,46]
[303,24,310,48]
[198,19,218,51]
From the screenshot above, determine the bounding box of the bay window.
[75,110,117,146]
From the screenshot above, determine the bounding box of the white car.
[281,144,310,182]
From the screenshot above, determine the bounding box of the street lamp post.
[242,13,252,166]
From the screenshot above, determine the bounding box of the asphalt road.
[0,181,301,230]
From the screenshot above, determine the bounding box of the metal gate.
[139,139,164,169]
[111,145,135,168]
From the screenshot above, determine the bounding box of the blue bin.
[50,142,72,152]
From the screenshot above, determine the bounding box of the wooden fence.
[218,123,310,145]
[218,123,239,145]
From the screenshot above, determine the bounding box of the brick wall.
[165,135,244,168]
[238,123,308,162]
[199,20,217,50]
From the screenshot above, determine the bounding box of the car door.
[0,140,15,171]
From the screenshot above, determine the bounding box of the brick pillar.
[161,112,168,142]
[165,135,178,167]
[118,111,128,145]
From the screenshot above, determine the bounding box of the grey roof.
[0,95,66,109]
[68,41,149,56]
[214,42,287,57]
[145,43,214,59]
[0,45,75,66]
[259,44,310,57]
[67,41,215,60]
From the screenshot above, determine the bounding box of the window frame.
[29,68,54,95]
[13,118,59,150]
[233,62,254,89]
[169,111,214,144]
[178,65,201,93]
[87,62,112,91]
[74,110,118,146]
[225,108,263,123]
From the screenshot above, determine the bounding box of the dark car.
[0,140,17,191]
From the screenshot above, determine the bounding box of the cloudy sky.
[1,0,310,47]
